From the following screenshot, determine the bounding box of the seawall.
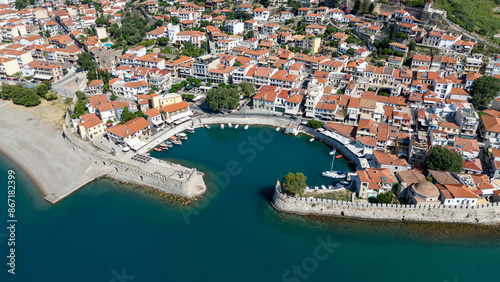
[272,181,500,226]
[53,120,206,204]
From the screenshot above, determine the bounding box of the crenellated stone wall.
[272,181,500,226]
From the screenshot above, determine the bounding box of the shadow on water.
[258,185,275,201]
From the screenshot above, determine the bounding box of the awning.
[34,74,53,80]
[166,110,193,124]
[126,137,147,151]
[151,118,164,127]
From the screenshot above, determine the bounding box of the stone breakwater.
[50,121,206,204]
[272,181,500,226]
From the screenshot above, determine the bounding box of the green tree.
[205,87,240,111]
[35,83,49,98]
[408,40,416,51]
[157,37,169,46]
[239,82,255,97]
[361,0,370,14]
[15,0,29,10]
[110,93,118,101]
[281,172,307,196]
[171,16,180,24]
[77,52,97,71]
[369,191,399,204]
[470,76,500,109]
[389,22,397,39]
[95,16,109,26]
[346,48,355,56]
[307,120,324,129]
[425,146,464,173]
[352,0,361,14]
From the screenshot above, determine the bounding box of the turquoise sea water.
[1,126,499,281]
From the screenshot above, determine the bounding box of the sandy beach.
[0,100,93,199]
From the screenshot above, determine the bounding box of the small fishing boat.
[221,124,224,129]
[321,185,327,190]
[340,181,350,185]
[244,125,249,130]
[163,142,173,147]
[177,132,188,140]
[234,124,239,129]
[205,124,210,129]
[228,123,233,128]
[309,138,314,142]
[276,127,280,131]
[335,155,343,159]
[154,148,163,152]
[170,136,182,145]
[186,127,195,133]
[122,147,130,152]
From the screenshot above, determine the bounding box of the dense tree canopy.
[239,82,255,97]
[281,172,307,196]
[425,146,464,173]
[72,91,87,118]
[470,76,500,109]
[77,52,97,71]
[120,107,147,123]
[0,83,52,107]
[307,120,324,129]
[205,87,239,111]
[157,37,169,46]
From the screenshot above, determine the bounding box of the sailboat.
[322,149,346,179]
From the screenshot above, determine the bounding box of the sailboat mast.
[330,150,335,171]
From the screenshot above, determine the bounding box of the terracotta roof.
[373,151,408,166]
[481,115,500,133]
[162,102,189,113]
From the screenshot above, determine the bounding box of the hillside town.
[2,0,500,208]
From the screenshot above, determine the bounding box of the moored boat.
[322,149,347,178]
[228,123,233,128]
[276,127,280,131]
[244,125,249,130]
[205,124,210,129]
[177,132,188,140]
[221,124,224,129]
[186,127,195,133]
[235,124,239,129]
[309,138,314,142]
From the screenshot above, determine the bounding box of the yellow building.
[152,93,183,109]
[0,57,21,76]
[306,36,321,55]
[78,113,105,139]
